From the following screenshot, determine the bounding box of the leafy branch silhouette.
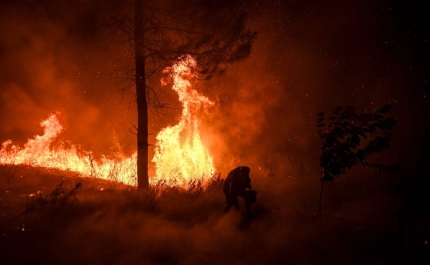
[317,105,397,217]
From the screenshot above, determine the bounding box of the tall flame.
[0,55,215,188]
[151,55,215,187]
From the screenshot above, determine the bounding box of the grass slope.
[0,166,428,265]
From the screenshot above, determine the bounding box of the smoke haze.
[1,2,430,265]
[0,0,429,213]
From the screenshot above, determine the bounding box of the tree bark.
[135,0,149,189]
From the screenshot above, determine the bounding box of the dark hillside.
[1,167,428,265]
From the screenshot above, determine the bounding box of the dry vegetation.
[0,166,429,265]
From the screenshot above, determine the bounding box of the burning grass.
[0,167,428,265]
[0,56,218,190]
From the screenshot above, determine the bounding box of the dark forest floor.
[0,166,429,265]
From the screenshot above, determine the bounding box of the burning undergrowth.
[0,55,219,191]
[0,113,138,186]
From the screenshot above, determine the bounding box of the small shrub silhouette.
[316,105,397,217]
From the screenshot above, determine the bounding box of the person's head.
[240,166,250,176]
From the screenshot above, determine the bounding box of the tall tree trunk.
[135,0,149,189]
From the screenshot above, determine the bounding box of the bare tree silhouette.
[106,0,256,189]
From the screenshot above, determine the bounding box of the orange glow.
[151,55,215,187]
[0,55,215,188]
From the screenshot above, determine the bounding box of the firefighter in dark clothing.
[223,166,255,217]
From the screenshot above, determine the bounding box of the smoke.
[0,0,429,213]
[1,2,430,264]
[0,169,404,265]
[193,0,429,213]
[0,1,136,157]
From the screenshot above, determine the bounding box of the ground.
[0,166,429,265]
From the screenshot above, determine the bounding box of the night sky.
[0,0,429,200]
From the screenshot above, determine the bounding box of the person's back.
[223,166,251,195]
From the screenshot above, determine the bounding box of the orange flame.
[0,114,137,186]
[1,55,215,188]
[151,55,215,187]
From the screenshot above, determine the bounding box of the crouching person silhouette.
[223,166,256,217]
